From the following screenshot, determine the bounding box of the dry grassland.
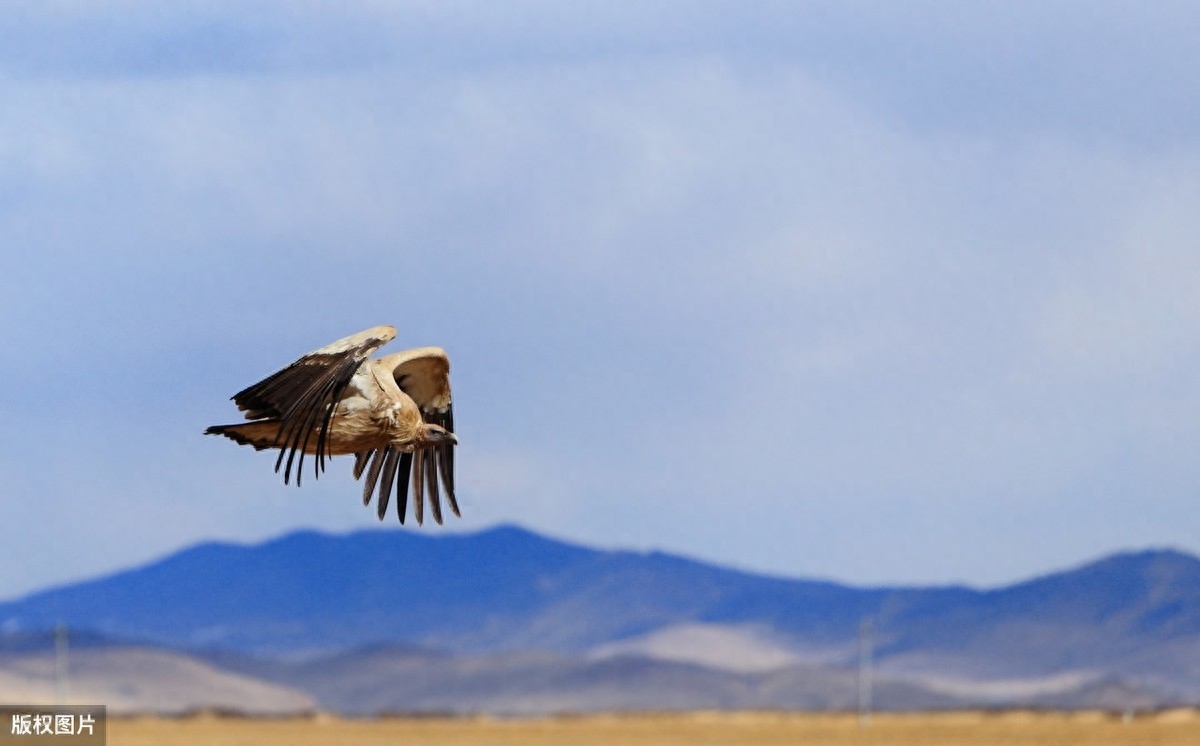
[107,709,1200,746]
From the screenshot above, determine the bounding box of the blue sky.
[2,2,1199,598]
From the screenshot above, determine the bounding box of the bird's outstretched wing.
[356,347,457,525]
[230,325,397,485]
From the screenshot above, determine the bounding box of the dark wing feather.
[352,447,422,524]
[360,448,387,507]
[427,406,458,517]
[353,450,373,481]
[425,447,442,524]
[412,450,425,526]
[230,326,396,485]
[394,452,413,524]
[377,448,401,521]
[351,446,418,524]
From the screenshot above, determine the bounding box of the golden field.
[107,709,1200,746]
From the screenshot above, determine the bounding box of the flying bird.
[206,325,459,525]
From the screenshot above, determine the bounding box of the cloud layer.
[2,2,1199,597]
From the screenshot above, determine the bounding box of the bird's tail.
[204,420,284,450]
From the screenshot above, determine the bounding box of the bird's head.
[422,423,458,446]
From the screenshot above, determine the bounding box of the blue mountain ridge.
[1,524,1198,697]
[0,525,883,651]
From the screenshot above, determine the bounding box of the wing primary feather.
[440,407,455,500]
[353,451,373,480]
[278,409,315,485]
[294,377,342,483]
[412,450,425,526]
[284,395,321,485]
[395,452,413,524]
[312,360,360,477]
[426,449,443,525]
[311,356,365,475]
[284,366,352,482]
[284,412,313,486]
[377,449,400,521]
[447,408,455,493]
[437,448,461,517]
[272,377,331,484]
[361,448,388,506]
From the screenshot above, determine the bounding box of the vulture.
[205,325,458,525]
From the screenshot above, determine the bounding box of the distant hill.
[199,644,968,715]
[205,642,1185,715]
[1,525,1197,710]
[0,643,314,715]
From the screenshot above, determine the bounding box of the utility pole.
[54,624,69,705]
[857,618,873,727]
